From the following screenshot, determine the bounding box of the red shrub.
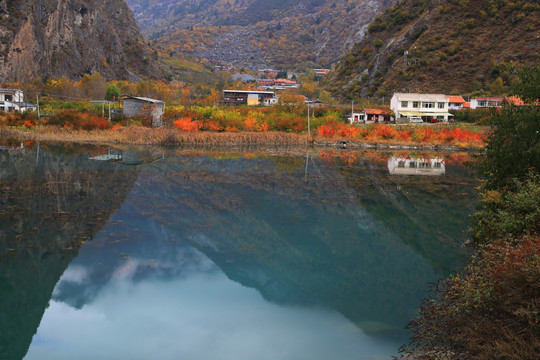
[23,120,35,129]
[174,117,202,132]
[375,124,398,140]
[244,117,258,132]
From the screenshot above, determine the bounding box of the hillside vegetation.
[323,0,540,100]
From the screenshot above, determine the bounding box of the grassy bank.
[1,125,487,150]
[1,127,309,147]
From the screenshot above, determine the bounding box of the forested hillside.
[323,0,540,100]
[127,0,398,70]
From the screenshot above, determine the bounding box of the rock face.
[0,0,161,83]
[126,0,398,70]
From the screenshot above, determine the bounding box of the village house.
[348,108,393,124]
[257,79,274,87]
[0,89,35,112]
[223,90,276,106]
[258,69,279,78]
[313,69,330,76]
[470,97,504,109]
[273,79,299,89]
[390,93,453,122]
[447,96,469,110]
[122,96,165,127]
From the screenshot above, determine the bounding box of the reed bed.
[3,127,310,147]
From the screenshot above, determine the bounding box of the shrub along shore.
[1,104,488,150]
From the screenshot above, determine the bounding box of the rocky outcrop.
[0,0,161,83]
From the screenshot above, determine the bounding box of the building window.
[398,161,406,168]
[401,101,408,108]
[438,102,445,109]
[412,101,419,108]
[437,116,444,120]
[5,95,12,102]
[422,102,435,108]
[409,161,417,168]
[434,162,442,168]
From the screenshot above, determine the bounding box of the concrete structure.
[390,93,453,122]
[0,89,32,112]
[223,90,276,106]
[347,111,366,124]
[388,156,445,176]
[470,97,504,109]
[122,96,164,127]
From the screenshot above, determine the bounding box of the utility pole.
[307,102,311,138]
[36,95,40,119]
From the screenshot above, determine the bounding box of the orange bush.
[259,121,270,132]
[202,120,223,131]
[375,124,397,139]
[23,120,35,129]
[173,117,202,132]
[244,117,258,132]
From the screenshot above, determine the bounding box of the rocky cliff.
[0,0,161,83]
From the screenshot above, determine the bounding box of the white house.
[390,93,453,122]
[470,97,503,109]
[0,89,35,112]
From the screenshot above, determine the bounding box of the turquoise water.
[0,144,478,360]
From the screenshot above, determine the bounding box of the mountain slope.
[323,0,540,100]
[0,0,161,83]
[127,0,398,70]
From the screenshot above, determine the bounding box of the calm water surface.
[0,143,478,360]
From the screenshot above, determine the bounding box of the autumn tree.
[105,84,121,100]
[79,73,107,100]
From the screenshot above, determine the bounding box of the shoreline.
[1,127,485,152]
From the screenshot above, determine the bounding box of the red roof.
[447,96,465,103]
[463,102,471,108]
[363,108,393,115]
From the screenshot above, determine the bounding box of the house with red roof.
[447,95,466,110]
[348,108,393,124]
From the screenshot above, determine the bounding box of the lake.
[0,142,478,360]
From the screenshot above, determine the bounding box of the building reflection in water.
[388,156,445,176]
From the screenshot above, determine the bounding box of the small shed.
[122,96,165,127]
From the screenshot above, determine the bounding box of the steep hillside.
[0,0,161,83]
[323,0,540,100]
[127,0,398,70]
